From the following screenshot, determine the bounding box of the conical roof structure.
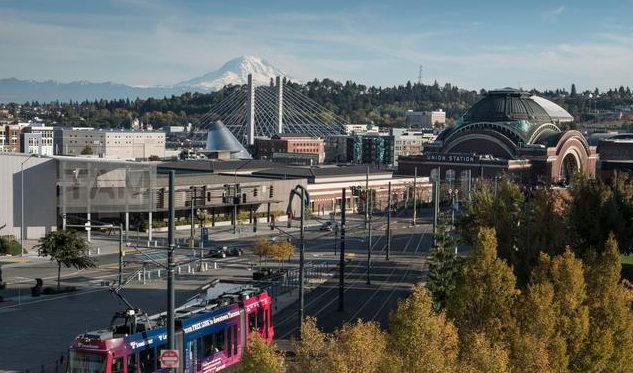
[205,120,252,159]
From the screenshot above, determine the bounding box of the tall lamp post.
[20,153,37,256]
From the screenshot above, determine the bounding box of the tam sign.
[160,349,179,369]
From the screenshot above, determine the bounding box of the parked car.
[207,246,243,258]
[319,222,336,231]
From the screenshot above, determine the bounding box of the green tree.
[37,230,96,291]
[80,146,94,155]
[388,285,459,373]
[448,227,518,347]
[235,333,286,373]
[426,228,461,311]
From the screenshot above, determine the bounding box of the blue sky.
[0,0,631,91]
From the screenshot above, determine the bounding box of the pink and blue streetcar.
[67,286,274,373]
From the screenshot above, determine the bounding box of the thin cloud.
[542,5,566,20]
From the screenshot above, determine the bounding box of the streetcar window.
[196,338,203,371]
[68,351,107,373]
[233,325,238,356]
[257,307,265,330]
[138,348,154,373]
[126,354,137,373]
[111,357,124,373]
[248,312,257,332]
[203,333,214,358]
[215,329,225,353]
[227,327,233,357]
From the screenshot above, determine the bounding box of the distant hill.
[0,56,289,103]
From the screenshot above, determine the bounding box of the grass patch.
[621,254,633,282]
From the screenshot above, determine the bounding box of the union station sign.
[423,153,477,163]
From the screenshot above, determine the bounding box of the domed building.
[397,88,597,184]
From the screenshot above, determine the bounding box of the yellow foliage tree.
[291,317,329,373]
[253,237,272,268]
[387,285,459,373]
[448,227,519,347]
[234,332,286,373]
[531,249,589,373]
[459,332,511,373]
[579,234,633,373]
[324,320,388,373]
[269,240,296,269]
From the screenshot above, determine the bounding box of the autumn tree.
[579,234,633,372]
[459,333,511,373]
[530,250,589,372]
[253,237,272,269]
[235,333,286,373]
[291,317,328,373]
[324,320,387,373]
[448,227,518,347]
[269,240,295,269]
[387,285,459,373]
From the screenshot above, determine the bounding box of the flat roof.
[158,159,276,173]
[252,165,392,179]
[155,172,288,187]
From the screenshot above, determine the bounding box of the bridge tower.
[276,76,283,134]
[246,74,255,145]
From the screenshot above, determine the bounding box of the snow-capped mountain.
[0,56,290,103]
[175,56,288,90]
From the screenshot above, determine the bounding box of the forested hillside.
[6,80,633,129]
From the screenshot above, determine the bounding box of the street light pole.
[386,182,391,261]
[190,187,195,247]
[366,190,372,285]
[167,171,176,371]
[338,188,346,312]
[364,166,369,229]
[118,223,123,285]
[412,167,418,226]
[298,187,305,338]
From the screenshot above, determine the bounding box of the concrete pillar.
[247,74,255,145]
[276,76,283,134]
[148,211,153,242]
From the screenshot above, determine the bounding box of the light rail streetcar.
[67,286,273,373]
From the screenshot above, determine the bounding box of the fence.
[17,356,66,373]
[255,260,333,302]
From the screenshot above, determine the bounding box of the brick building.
[254,133,325,163]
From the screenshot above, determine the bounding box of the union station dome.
[398,88,597,185]
[437,88,573,147]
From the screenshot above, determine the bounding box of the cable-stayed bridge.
[192,75,347,146]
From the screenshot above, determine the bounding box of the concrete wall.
[0,153,57,239]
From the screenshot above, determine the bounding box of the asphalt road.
[0,212,431,372]
[273,228,431,340]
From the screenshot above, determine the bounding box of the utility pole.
[334,224,338,256]
[433,179,440,245]
[386,182,392,261]
[338,188,346,312]
[412,167,418,226]
[366,190,372,285]
[190,187,195,248]
[298,187,305,338]
[232,184,240,235]
[364,166,369,229]
[167,171,176,369]
[118,223,123,286]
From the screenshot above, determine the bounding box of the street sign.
[202,227,209,243]
[160,349,179,369]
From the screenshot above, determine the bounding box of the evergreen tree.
[426,227,461,311]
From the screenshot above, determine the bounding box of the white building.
[405,109,446,129]
[55,129,166,160]
[21,122,55,156]
[342,124,380,135]
[391,128,437,166]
